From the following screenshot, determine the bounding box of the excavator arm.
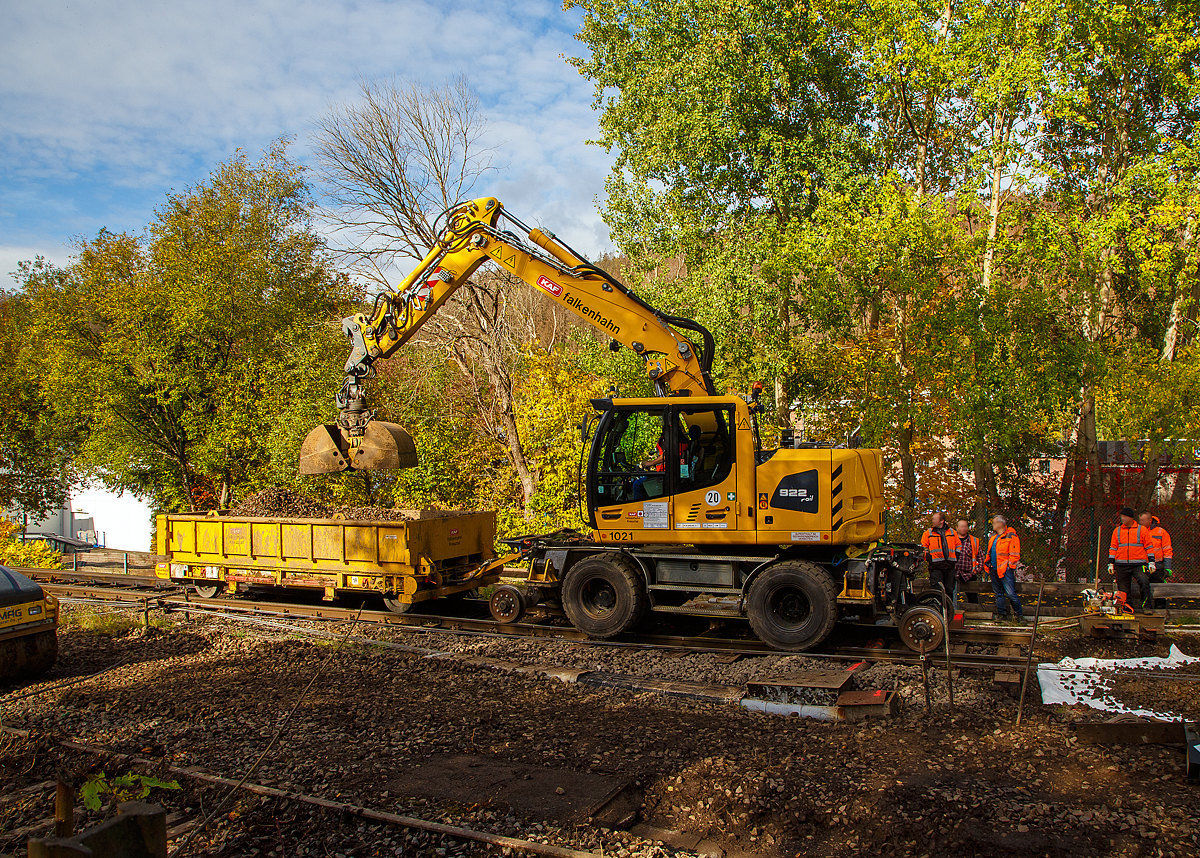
[300,197,718,474]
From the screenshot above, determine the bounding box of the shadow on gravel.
[0,627,213,693]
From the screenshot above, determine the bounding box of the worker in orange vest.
[986,515,1025,623]
[921,512,957,606]
[1140,511,1173,609]
[1107,507,1156,612]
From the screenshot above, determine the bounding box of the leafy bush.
[80,772,180,811]
[0,518,63,568]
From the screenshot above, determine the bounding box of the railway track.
[32,576,1036,671]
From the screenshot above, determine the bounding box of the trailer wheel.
[192,584,221,599]
[489,584,527,624]
[561,554,647,638]
[382,596,415,614]
[746,561,838,651]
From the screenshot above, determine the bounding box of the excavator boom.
[301,197,717,474]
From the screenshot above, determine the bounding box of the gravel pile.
[231,488,474,521]
[1102,664,1200,719]
[3,608,1198,858]
[232,488,331,518]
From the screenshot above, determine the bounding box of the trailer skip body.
[155,511,505,609]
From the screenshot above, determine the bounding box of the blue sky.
[1,0,616,548]
[1,0,616,289]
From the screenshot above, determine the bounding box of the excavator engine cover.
[299,421,418,474]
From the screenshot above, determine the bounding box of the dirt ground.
[1,609,1197,858]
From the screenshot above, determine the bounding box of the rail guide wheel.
[489,584,527,624]
[192,583,222,599]
[898,605,946,653]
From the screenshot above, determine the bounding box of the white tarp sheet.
[1037,644,1199,720]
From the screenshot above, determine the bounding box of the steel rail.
[40,581,1034,668]
[161,594,1030,669]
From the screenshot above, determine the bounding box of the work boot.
[992,613,1010,622]
[1014,615,1029,625]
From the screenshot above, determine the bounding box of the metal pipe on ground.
[1016,580,1046,727]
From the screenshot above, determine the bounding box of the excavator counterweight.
[298,421,418,475]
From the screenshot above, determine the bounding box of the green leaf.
[80,774,109,812]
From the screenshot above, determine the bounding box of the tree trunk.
[898,421,917,509]
[1134,439,1160,511]
[482,362,539,515]
[1077,387,1102,509]
[980,109,1011,292]
[972,453,990,532]
[774,379,790,432]
[1050,419,1081,558]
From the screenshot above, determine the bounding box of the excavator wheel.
[898,606,946,653]
[489,584,527,624]
[561,554,647,639]
[745,561,838,652]
[299,422,419,475]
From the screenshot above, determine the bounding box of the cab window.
[593,408,672,505]
[676,406,735,494]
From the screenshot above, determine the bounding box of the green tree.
[20,144,353,513]
[0,276,80,519]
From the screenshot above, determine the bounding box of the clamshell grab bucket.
[299,421,418,474]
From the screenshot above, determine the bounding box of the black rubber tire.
[0,629,58,682]
[746,560,838,652]
[561,554,648,639]
[192,584,221,599]
[382,596,416,614]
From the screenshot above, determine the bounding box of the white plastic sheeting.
[1037,644,1199,720]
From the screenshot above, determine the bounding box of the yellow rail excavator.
[300,198,934,651]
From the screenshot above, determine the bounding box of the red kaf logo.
[536,275,563,297]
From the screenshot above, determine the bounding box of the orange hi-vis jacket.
[1146,517,1173,563]
[921,526,955,563]
[987,527,1021,578]
[1109,523,1155,565]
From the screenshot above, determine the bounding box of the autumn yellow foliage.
[0,518,64,569]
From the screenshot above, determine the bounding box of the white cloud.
[0,0,616,256]
[0,245,71,290]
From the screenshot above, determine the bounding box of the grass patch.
[63,606,177,635]
[65,607,141,635]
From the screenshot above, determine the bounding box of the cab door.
[588,405,673,536]
[668,404,739,538]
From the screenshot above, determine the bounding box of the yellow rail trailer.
[155,511,508,612]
